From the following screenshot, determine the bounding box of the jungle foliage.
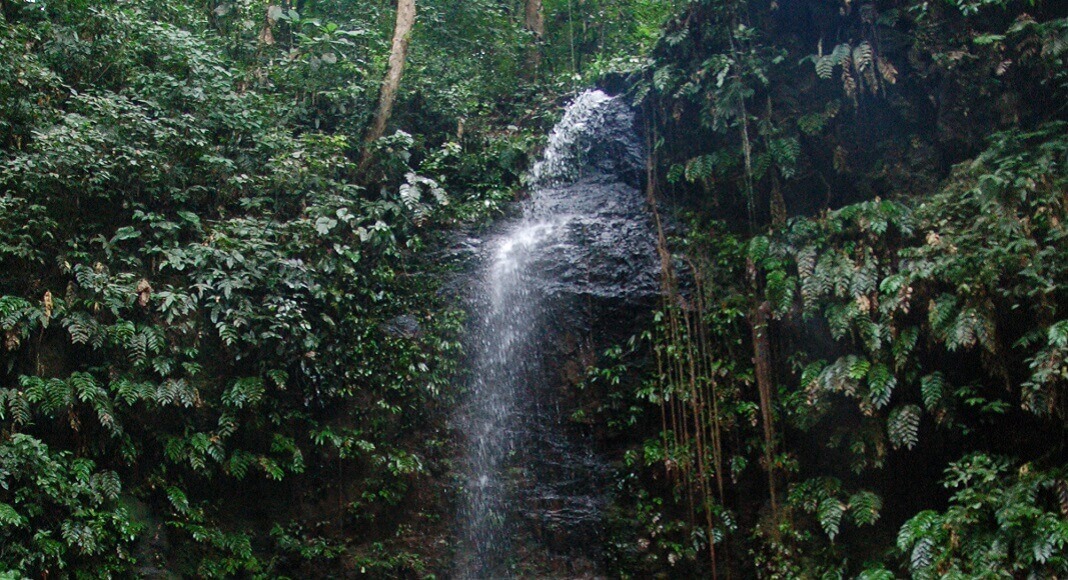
[583,0,1067,577]
[0,0,676,575]
[1,0,1065,576]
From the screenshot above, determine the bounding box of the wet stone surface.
[453,90,659,577]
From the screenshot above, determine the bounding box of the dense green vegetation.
[588,0,1067,576]
[0,0,676,575]
[0,0,1064,577]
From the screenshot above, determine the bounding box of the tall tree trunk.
[750,297,779,518]
[360,0,417,170]
[524,0,545,76]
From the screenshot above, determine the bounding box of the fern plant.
[0,434,141,575]
[812,40,896,102]
[897,455,1068,578]
[787,478,884,541]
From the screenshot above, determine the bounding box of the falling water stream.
[456,90,657,577]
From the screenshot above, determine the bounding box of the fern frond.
[399,181,421,211]
[798,112,827,135]
[769,137,801,179]
[863,63,880,95]
[841,64,857,104]
[1056,479,1068,516]
[90,471,122,501]
[867,363,896,408]
[928,294,959,341]
[888,404,921,450]
[910,537,934,572]
[222,377,265,409]
[685,154,716,183]
[748,236,771,263]
[818,496,845,540]
[810,252,837,298]
[948,308,981,351]
[848,490,883,526]
[0,502,26,527]
[817,356,863,398]
[851,258,878,297]
[892,326,919,370]
[897,510,939,552]
[920,372,946,411]
[852,41,874,72]
[876,57,898,84]
[801,360,828,393]
[859,318,885,352]
[22,376,72,414]
[831,43,852,65]
[1032,533,1055,563]
[666,163,685,184]
[816,55,835,79]
[157,379,196,408]
[857,569,894,580]
[8,389,31,425]
[797,245,818,279]
[847,356,871,380]
[825,302,860,339]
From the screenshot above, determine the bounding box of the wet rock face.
[383,314,422,339]
[455,90,658,578]
[524,89,658,303]
[527,175,659,301]
[531,90,645,190]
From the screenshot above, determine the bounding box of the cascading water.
[456,90,657,577]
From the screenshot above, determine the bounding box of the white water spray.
[456,90,653,577]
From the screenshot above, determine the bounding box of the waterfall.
[456,90,656,577]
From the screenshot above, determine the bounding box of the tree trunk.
[523,0,545,76]
[750,298,779,518]
[360,0,417,170]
